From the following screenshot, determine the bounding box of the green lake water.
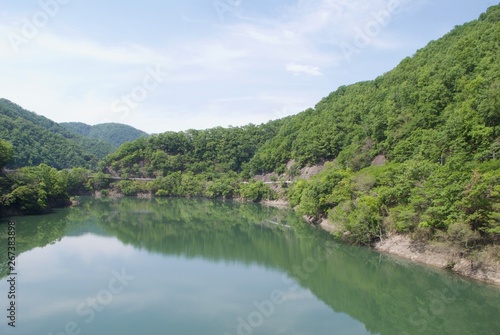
[0,197,499,335]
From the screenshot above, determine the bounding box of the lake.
[1,197,499,335]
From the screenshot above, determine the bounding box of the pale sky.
[0,0,496,134]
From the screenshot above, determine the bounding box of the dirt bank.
[309,216,500,286]
[261,199,290,208]
[375,234,500,286]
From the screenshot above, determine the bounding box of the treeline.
[98,173,276,202]
[0,133,278,216]
[0,139,94,215]
[95,122,286,200]
[100,122,284,178]
[60,122,149,148]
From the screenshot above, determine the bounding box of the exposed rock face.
[375,234,500,286]
[371,155,386,166]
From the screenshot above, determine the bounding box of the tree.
[0,139,13,169]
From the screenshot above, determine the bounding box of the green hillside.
[60,122,148,148]
[247,6,499,173]
[0,99,114,169]
[100,5,500,245]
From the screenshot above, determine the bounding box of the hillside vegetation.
[0,139,75,215]
[0,99,114,168]
[99,5,500,247]
[60,122,148,148]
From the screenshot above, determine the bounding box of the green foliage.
[115,180,139,196]
[101,122,283,179]
[384,205,416,233]
[330,195,382,245]
[239,181,276,202]
[60,168,92,195]
[92,5,500,248]
[204,175,240,198]
[445,222,481,248]
[458,170,500,236]
[0,99,113,169]
[60,122,148,148]
[286,158,500,245]
[2,185,47,213]
[288,165,353,217]
[1,164,70,214]
[89,172,113,191]
[0,139,13,169]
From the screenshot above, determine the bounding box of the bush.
[446,221,481,248]
[239,181,275,202]
[156,189,170,197]
[386,205,418,233]
[117,181,139,196]
[329,196,382,245]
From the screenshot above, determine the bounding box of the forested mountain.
[246,7,499,173]
[60,122,148,148]
[105,5,499,178]
[100,5,500,245]
[0,99,114,169]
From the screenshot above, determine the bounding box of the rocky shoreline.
[318,218,500,286]
[262,201,500,287]
[375,234,500,286]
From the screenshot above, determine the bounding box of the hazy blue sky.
[0,0,496,133]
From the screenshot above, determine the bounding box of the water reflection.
[0,197,499,335]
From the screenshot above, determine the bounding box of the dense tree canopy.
[1,164,71,214]
[0,99,114,169]
[0,139,13,169]
[60,122,148,148]
[100,121,284,178]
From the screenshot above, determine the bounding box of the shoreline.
[375,234,500,286]
[315,218,500,287]
[261,200,500,287]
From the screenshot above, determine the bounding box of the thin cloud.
[286,63,323,76]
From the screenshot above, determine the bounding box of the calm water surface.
[0,198,499,335]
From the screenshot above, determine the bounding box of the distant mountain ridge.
[0,99,149,169]
[60,122,148,148]
[0,99,113,169]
